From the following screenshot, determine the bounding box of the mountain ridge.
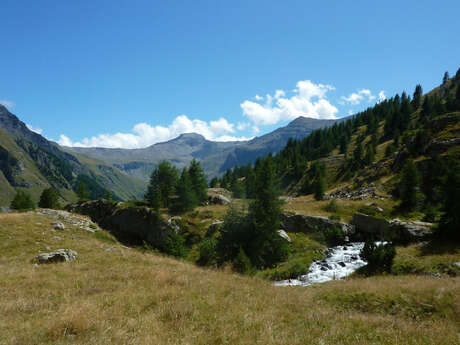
[65,115,344,179]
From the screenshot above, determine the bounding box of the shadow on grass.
[419,239,460,256]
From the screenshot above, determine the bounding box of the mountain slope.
[0,105,146,205]
[66,116,343,180]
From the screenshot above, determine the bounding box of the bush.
[161,231,187,258]
[324,226,345,246]
[10,190,35,210]
[324,199,339,213]
[232,247,252,274]
[360,240,396,274]
[197,238,217,266]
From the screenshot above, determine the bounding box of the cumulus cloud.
[341,89,376,105]
[57,115,250,148]
[0,99,15,109]
[241,80,338,125]
[26,124,43,135]
[378,91,386,102]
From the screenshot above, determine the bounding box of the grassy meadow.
[1,211,460,345]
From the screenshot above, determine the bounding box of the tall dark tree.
[412,84,423,108]
[172,168,198,213]
[145,161,178,208]
[188,159,208,204]
[76,182,89,202]
[38,187,60,209]
[10,190,35,210]
[313,174,326,200]
[399,160,422,211]
[443,71,450,85]
[437,159,460,241]
[422,96,434,117]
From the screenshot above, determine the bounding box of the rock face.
[208,194,231,205]
[352,213,433,242]
[34,249,77,264]
[67,200,178,248]
[325,183,380,200]
[280,213,355,236]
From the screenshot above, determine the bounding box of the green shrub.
[360,240,396,274]
[10,190,35,210]
[197,238,217,266]
[232,247,252,274]
[324,226,345,246]
[162,231,187,258]
[324,199,339,213]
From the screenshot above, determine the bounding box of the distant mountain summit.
[66,116,343,180]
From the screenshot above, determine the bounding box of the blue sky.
[1,0,459,148]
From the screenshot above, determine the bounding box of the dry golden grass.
[1,211,459,345]
[283,194,397,223]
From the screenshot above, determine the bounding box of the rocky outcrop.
[325,183,381,200]
[208,194,231,205]
[34,249,77,264]
[352,212,433,242]
[66,200,178,248]
[427,137,460,153]
[51,221,65,230]
[280,213,355,236]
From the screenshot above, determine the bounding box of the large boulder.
[389,219,433,242]
[277,229,292,242]
[34,249,77,264]
[208,194,231,205]
[352,213,433,242]
[280,213,355,236]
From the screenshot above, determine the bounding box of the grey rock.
[34,249,77,264]
[281,213,355,236]
[277,230,291,242]
[52,221,65,230]
[209,194,231,205]
[352,213,433,242]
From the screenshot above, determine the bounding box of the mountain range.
[65,116,343,180]
[0,103,343,204]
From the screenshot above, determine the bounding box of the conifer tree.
[443,71,449,84]
[438,159,460,241]
[145,161,178,208]
[412,84,423,108]
[76,182,89,202]
[172,168,198,213]
[10,190,35,210]
[400,160,422,211]
[188,159,208,203]
[38,187,60,209]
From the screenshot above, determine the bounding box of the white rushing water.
[275,242,367,286]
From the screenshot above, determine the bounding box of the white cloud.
[0,99,15,109]
[348,110,354,116]
[241,80,338,125]
[378,91,386,102]
[341,89,376,105]
[57,115,248,148]
[26,124,43,135]
[254,94,263,101]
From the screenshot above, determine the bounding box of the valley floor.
[1,211,460,345]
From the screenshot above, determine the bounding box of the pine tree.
[400,160,422,211]
[76,182,89,202]
[443,71,450,85]
[412,84,423,108]
[364,144,375,165]
[313,175,326,200]
[422,96,434,117]
[145,161,178,208]
[209,177,218,188]
[172,168,198,213]
[438,159,460,241]
[188,159,208,204]
[38,187,60,209]
[10,190,35,210]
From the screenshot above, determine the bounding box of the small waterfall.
[275,242,367,286]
